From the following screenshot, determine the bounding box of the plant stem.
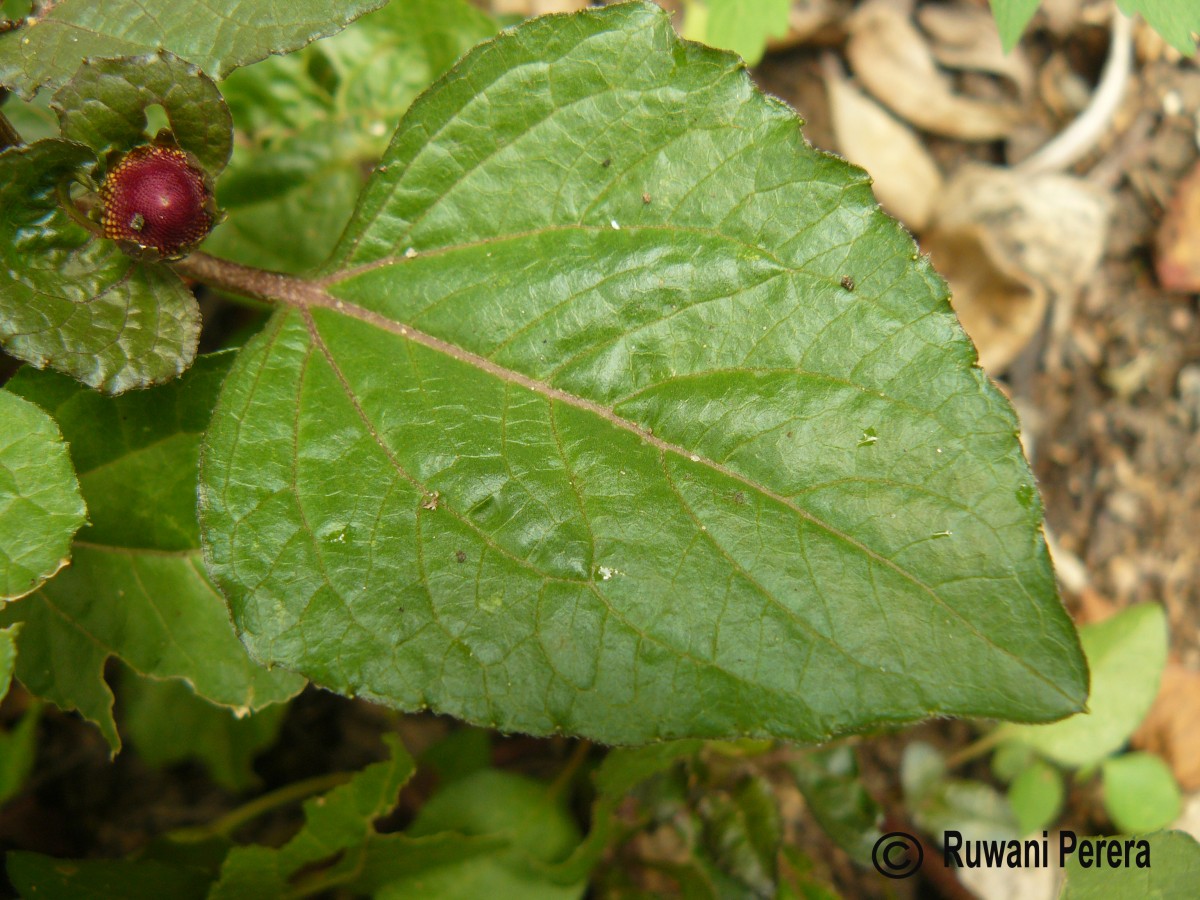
[170,770,353,843]
[943,729,1006,769]
[0,108,23,150]
[171,251,326,306]
[548,739,592,800]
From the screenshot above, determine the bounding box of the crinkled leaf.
[207,0,497,273]
[1102,752,1181,834]
[789,746,883,866]
[121,671,288,791]
[1061,831,1200,898]
[0,392,86,601]
[211,733,501,897]
[1,355,303,751]
[0,0,389,99]
[0,140,200,392]
[379,768,584,900]
[53,52,232,174]
[200,2,1086,745]
[999,603,1167,768]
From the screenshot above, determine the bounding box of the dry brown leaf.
[918,2,1034,99]
[846,0,1022,141]
[1132,662,1200,790]
[822,55,943,229]
[923,164,1109,373]
[1156,158,1200,293]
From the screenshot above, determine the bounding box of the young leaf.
[1,355,303,751]
[696,0,790,66]
[997,603,1167,768]
[1060,831,1200,898]
[207,0,498,273]
[0,0,389,99]
[0,391,86,601]
[210,733,503,897]
[53,51,233,174]
[0,623,16,698]
[1101,752,1181,834]
[988,0,1041,53]
[0,140,201,392]
[199,2,1086,745]
[1118,1,1200,56]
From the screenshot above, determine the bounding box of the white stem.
[1015,7,1133,175]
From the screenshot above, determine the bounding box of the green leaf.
[53,52,232,174]
[1102,752,1182,833]
[200,1,1086,745]
[998,603,1167,768]
[0,0,389,99]
[1061,831,1200,898]
[1118,2,1199,56]
[379,768,585,900]
[121,671,288,791]
[700,775,782,896]
[789,746,883,866]
[987,0,1041,53]
[1,355,303,751]
[1006,757,1063,835]
[0,391,86,601]
[207,0,498,274]
[0,140,201,392]
[702,0,790,65]
[0,623,16,698]
[211,733,502,897]
[902,742,1017,841]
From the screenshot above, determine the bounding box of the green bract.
[199,3,1087,745]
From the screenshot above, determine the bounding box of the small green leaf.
[0,392,86,600]
[211,734,500,897]
[700,775,782,896]
[902,742,1017,841]
[0,623,16,698]
[380,769,585,900]
[0,0,389,99]
[0,140,201,392]
[1102,752,1182,833]
[1118,1,1199,56]
[207,0,498,273]
[53,52,232,174]
[999,604,1168,768]
[988,0,1042,53]
[121,672,288,791]
[789,746,883,866]
[703,0,790,65]
[201,0,1086,747]
[1006,758,1063,835]
[1061,830,1200,898]
[1,355,303,751]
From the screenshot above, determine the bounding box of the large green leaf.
[1,355,303,751]
[0,0,388,99]
[0,391,86,601]
[0,140,201,393]
[206,0,498,274]
[199,2,1086,744]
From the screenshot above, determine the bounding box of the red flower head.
[99,144,216,259]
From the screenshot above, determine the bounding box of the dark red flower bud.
[99,145,216,259]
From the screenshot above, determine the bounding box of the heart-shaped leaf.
[199,2,1086,745]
